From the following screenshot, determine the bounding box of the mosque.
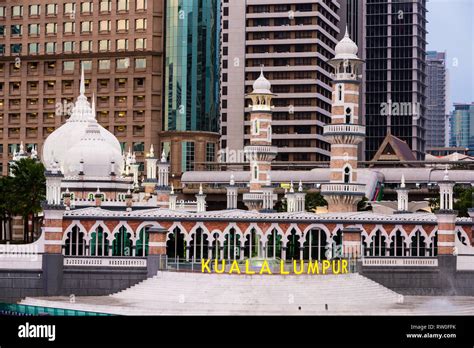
[2,31,474,314]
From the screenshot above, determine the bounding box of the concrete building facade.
[364,0,428,161]
[450,103,474,155]
[0,0,165,175]
[426,51,449,149]
[220,0,340,164]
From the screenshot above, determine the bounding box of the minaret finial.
[80,63,85,95]
[344,25,349,37]
[401,174,406,188]
[149,144,155,158]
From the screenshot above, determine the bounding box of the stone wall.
[360,257,474,296]
[0,268,147,303]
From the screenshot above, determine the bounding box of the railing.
[362,258,438,267]
[244,146,278,154]
[323,124,366,135]
[320,183,365,194]
[64,257,146,268]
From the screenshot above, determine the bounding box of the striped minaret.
[243,69,277,211]
[321,28,366,213]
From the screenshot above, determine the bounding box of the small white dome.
[252,68,272,94]
[334,27,359,59]
[42,68,121,171]
[63,120,124,178]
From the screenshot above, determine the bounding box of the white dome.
[42,68,121,171]
[63,120,124,178]
[334,27,359,59]
[252,69,272,94]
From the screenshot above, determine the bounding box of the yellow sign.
[201,259,349,275]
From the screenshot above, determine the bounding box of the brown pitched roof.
[371,133,416,162]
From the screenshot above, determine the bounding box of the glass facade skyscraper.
[450,103,474,154]
[164,0,220,133]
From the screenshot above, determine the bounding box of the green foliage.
[1,158,46,242]
[305,192,327,212]
[357,196,372,211]
[453,185,474,217]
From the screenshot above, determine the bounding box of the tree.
[275,192,327,213]
[357,196,372,211]
[305,192,327,212]
[454,185,474,217]
[0,176,17,241]
[9,158,46,242]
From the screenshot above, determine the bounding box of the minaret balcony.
[323,124,365,144]
[320,183,366,196]
[244,146,278,161]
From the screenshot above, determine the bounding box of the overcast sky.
[427,0,474,106]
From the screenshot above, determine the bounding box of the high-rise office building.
[161,0,220,177]
[426,51,448,149]
[364,0,427,160]
[220,0,340,164]
[450,103,474,154]
[0,0,164,175]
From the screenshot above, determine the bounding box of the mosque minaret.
[242,69,278,211]
[321,28,366,213]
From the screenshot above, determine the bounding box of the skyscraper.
[450,103,474,154]
[426,51,448,149]
[0,0,164,175]
[220,0,340,164]
[364,0,427,161]
[162,0,220,177]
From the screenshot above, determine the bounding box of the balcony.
[320,183,365,196]
[323,124,366,136]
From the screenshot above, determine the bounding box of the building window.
[116,58,129,70]
[135,58,146,69]
[80,40,92,52]
[99,59,110,70]
[28,43,40,55]
[46,4,58,15]
[0,45,4,55]
[99,20,111,32]
[0,25,4,36]
[116,19,129,31]
[64,3,76,16]
[63,41,75,53]
[136,0,147,10]
[116,39,128,51]
[0,7,5,17]
[135,38,146,50]
[46,23,58,34]
[12,6,23,17]
[11,25,22,36]
[206,143,215,163]
[45,42,56,54]
[63,22,75,34]
[81,21,93,33]
[182,142,195,172]
[29,5,40,16]
[82,60,92,71]
[135,18,147,30]
[100,0,112,12]
[10,44,22,54]
[81,2,93,14]
[99,40,110,52]
[345,107,352,124]
[344,166,351,184]
[133,142,145,152]
[117,0,129,11]
[63,61,75,72]
[28,24,40,36]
